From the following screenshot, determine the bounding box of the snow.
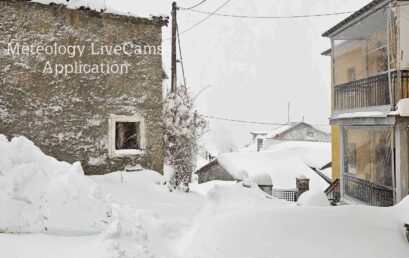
[184,198,409,258]
[391,98,409,116]
[1,134,409,258]
[218,141,331,190]
[297,190,330,207]
[0,135,110,234]
[243,173,272,186]
[319,167,332,180]
[114,149,146,156]
[30,0,169,18]
[331,106,392,120]
[195,155,210,170]
[251,123,297,139]
[190,180,238,196]
[334,111,387,119]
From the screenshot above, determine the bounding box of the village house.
[322,0,409,206]
[195,141,332,200]
[0,0,168,174]
[249,122,330,151]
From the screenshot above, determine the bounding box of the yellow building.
[323,0,409,206]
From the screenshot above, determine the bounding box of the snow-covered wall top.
[31,0,169,19]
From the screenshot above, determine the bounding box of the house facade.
[0,0,167,174]
[251,122,330,151]
[323,0,409,206]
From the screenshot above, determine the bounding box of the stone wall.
[279,124,330,142]
[196,161,235,184]
[0,0,165,174]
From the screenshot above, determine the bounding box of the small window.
[115,122,141,150]
[109,115,146,157]
[307,131,314,137]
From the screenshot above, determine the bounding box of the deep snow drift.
[1,135,409,258]
[0,135,110,233]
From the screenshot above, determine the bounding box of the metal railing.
[334,70,409,110]
[272,189,298,202]
[325,178,340,205]
[343,174,394,207]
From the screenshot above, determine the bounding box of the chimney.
[296,175,310,196]
[257,138,263,152]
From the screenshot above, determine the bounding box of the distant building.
[249,122,330,151]
[195,159,235,184]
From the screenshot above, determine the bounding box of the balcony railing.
[343,174,394,207]
[334,70,409,110]
[325,178,340,205]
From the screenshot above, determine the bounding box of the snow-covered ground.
[1,135,409,258]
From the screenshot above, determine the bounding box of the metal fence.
[271,189,298,202]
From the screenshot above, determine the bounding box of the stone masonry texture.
[0,0,165,174]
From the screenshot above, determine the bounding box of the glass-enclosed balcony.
[331,2,409,111]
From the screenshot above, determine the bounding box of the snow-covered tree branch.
[163,85,208,191]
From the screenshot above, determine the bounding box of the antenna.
[287,102,290,123]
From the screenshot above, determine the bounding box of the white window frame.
[108,114,146,157]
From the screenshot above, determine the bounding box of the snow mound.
[0,135,110,233]
[190,180,237,196]
[391,98,409,117]
[297,190,330,207]
[244,174,272,186]
[185,195,409,258]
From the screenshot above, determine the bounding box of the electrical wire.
[178,0,232,36]
[181,0,208,10]
[182,9,355,19]
[202,115,330,127]
[180,2,409,20]
[176,23,187,88]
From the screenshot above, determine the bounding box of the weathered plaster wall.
[0,0,165,174]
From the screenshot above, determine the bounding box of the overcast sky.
[107,0,371,148]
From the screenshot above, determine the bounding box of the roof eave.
[322,0,389,38]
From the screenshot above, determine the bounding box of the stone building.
[195,159,235,184]
[250,122,330,151]
[0,0,167,174]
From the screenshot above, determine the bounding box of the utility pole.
[171,2,177,93]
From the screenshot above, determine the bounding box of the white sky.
[107,0,371,147]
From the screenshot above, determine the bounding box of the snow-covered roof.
[218,141,331,190]
[250,122,328,141]
[30,0,169,20]
[250,123,299,139]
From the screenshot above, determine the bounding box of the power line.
[178,0,232,36]
[181,2,409,20]
[176,23,187,88]
[203,115,330,127]
[181,0,208,10]
[182,9,355,19]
